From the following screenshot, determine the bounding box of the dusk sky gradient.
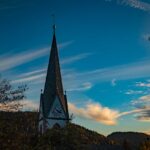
[1,0,150,135]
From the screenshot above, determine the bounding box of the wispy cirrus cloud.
[131,95,150,105]
[67,82,93,92]
[61,53,92,65]
[0,47,49,72]
[0,41,73,72]
[130,95,150,121]
[106,0,150,12]
[117,107,150,118]
[125,80,150,96]
[18,69,46,78]
[136,110,150,121]
[11,73,46,84]
[136,81,150,87]
[11,58,150,91]
[11,52,91,85]
[63,58,150,88]
[58,40,74,49]
[125,89,144,95]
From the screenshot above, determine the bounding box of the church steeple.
[43,25,67,116]
[38,23,69,133]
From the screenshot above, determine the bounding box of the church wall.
[38,120,43,133]
[46,119,66,128]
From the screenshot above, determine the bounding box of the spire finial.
[41,89,43,93]
[52,14,56,34]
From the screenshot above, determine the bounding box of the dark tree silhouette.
[123,139,132,150]
[139,139,150,150]
[0,75,28,111]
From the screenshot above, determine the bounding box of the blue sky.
[1,0,150,135]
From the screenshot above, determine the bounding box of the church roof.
[42,29,68,118]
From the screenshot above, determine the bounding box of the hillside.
[36,123,118,150]
[0,111,150,150]
[108,132,150,150]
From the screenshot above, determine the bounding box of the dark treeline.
[0,111,150,150]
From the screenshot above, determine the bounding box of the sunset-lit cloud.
[68,94,150,126]
[144,130,150,135]
[68,102,119,125]
[0,99,39,112]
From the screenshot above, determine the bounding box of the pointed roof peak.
[51,28,57,50]
[53,24,56,34]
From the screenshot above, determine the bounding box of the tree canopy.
[0,76,28,111]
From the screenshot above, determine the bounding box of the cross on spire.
[52,14,56,34]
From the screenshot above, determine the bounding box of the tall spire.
[42,21,68,118]
[38,19,69,134]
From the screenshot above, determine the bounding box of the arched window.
[53,123,60,129]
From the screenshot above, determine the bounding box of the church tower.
[39,24,69,134]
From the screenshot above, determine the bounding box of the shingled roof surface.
[42,33,68,117]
